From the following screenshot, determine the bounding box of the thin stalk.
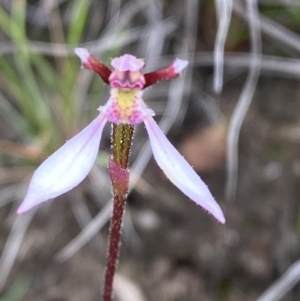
[103,194,126,301]
[103,123,134,301]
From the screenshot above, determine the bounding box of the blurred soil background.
[1,0,300,300]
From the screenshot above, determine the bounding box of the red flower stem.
[103,194,126,301]
[103,123,134,301]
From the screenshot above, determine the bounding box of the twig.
[256,260,300,301]
[194,52,300,78]
[55,200,113,262]
[0,209,36,291]
[225,0,261,202]
[233,0,300,52]
[213,0,233,93]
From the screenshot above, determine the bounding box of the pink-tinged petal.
[74,48,90,63]
[75,48,111,85]
[111,54,145,71]
[173,58,188,73]
[17,114,107,214]
[144,117,225,223]
[143,58,188,89]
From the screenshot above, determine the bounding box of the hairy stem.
[103,194,126,301]
[103,123,134,301]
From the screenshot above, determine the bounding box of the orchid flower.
[17,48,225,224]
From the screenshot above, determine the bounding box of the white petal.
[173,58,188,73]
[17,114,107,213]
[144,117,225,223]
[74,48,90,64]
